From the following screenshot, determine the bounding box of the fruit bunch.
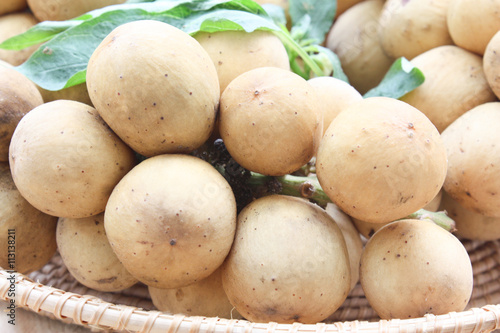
[1,0,500,326]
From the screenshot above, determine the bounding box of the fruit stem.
[403,209,457,233]
[246,172,331,207]
[246,172,457,233]
[273,26,324,79]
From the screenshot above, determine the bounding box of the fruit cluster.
[1,0,500,326]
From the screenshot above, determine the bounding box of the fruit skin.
[352,190,443,239]
[317,96,447,224]
[87,20,220,157]
[400,45,496,133]
[441,102,500,217]
[307,76,362,136]
[326,0,394,94]
[0,162,58,275]
[104,154,237,289]
[9,100,136,218]
[194,30,290,94]
[221,195,351,324]
[325,203,363,291]
[0,0,27,16]
[219,66,322,176]
[378,0,453,60]
[0,65,44,162]
[149,266,242,319]
[27,0,126,21]
[337,0,365,17]
[0,12,39,66]
[360,219,473,319]
[56,214,138,292]
[38,83,93,107]
[484,30,500,100]
[447,0,500,56]
[439,191,500,241]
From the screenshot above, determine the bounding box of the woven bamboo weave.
[1,239,500,333]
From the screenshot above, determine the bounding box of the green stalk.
[403,209,457,233]
[243,172,456,233]
[273,26,324,79]
[246,172,331,207]
[289,60,307,79]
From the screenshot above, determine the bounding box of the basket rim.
[1,268,500,333]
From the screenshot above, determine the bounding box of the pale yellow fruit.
[38,83,93,106]
[9,100,136,218]
[378,0,453,59]
[442,102,500,217]
[325,203,363,291]
[0,66,43,162]
[352,217,385,239]
[447,0,500,55]
[0,162,57,274]
[307,76,362,135]
[439,191,500,241]
[326,0,394,94]
[0,12,38,66]
[337,0,366,17]
[424,189,443,212]
[87,20,220,157]
[104,154,237,289]
[57,214,138,292]
[222,195,350,324]
[220,67,322,176]
[483,30,500,100]
[194,30,290,94]
[27,0,126,21]
[360,219,473,319]
[149,267,241,319]
[352,189,443,239]
[400,45,496,133]
[0,0,27,16]
[317,97,447,223]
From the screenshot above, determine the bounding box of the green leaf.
[285,1,341,80]
[0,0,270,51]
[286,43,347,81]
[16,8,165,91]
[276,27,324,80]
[288,0,336,44]
[363,57,425,99]
[183,9,279,33]
[260,4,287,28]
[0,21,81,51]
[290,13,311,42]
[2,0,335,91]
[11,1,279,91]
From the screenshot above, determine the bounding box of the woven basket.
[1,238,500,333]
